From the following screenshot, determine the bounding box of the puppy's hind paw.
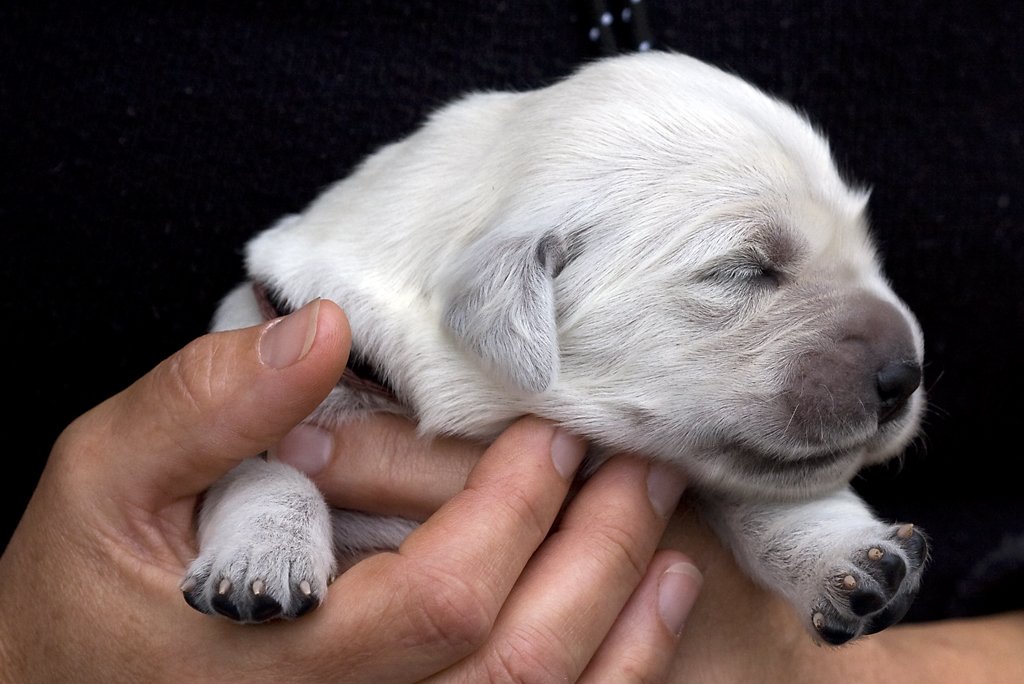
[180,458,338,623]
[180,545,335,624]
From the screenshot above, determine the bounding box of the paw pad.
[810,521,929,645]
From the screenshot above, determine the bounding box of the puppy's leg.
[330,509,420,569]
[182,458,336,622]
[699,487,929,645]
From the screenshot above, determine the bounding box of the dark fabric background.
[2,1,1022,623]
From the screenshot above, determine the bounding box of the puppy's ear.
[443,232,568,393]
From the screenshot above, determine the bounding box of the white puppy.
[183,50,929,645]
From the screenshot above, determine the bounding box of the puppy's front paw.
[181,460,337,623]
[181,539,334,623]
[810,522,929,645]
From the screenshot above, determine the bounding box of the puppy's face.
[440,53,925,500]
[546,195,924,500]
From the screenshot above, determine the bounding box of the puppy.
[183,50,929,645]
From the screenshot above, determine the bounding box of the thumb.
[57,298,350,504]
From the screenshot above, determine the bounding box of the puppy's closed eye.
[689,220,802,292]
[696,252,786,290]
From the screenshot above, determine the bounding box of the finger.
[578,550,703,683]
[301,416,587,682]
[273,412,484,521]
[55,299,351,503]
[441,455,687,683]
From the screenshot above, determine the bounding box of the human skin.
[0,300,699,683]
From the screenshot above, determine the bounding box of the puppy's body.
[186,51,929,645]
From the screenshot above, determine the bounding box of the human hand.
[0,300,701,683]
[299,403,1024,684]
[274,411,703,683]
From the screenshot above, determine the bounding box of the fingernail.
[259,299,321,369]
[270,423,334,476]
[658,562,703,637]
[551,428,586,479]
[647,461,686,519]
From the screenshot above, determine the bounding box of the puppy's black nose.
[876,361,922,423]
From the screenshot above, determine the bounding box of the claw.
[182,588,203,612]
[877,550,907,590]
[292,580,318,617]
[903,526,929,559]
[812,612,858,645]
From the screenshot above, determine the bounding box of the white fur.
[183,51,929,645]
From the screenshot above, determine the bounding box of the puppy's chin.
[677,405,924,500]
[683,442,864,500]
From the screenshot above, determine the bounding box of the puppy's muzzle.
[785,292,922,446]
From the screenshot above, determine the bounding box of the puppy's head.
[441,52,925,499]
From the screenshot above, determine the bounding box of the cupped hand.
[0,300,701,683]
